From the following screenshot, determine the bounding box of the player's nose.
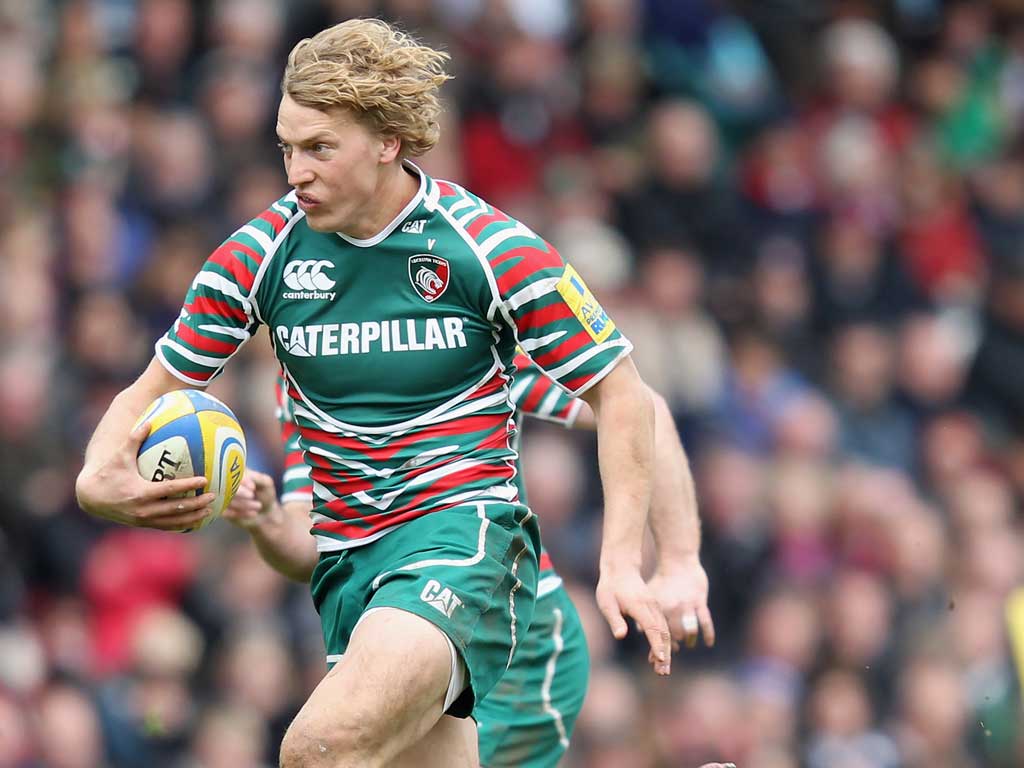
[286,153,315,187]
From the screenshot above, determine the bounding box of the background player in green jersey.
[76,18,672,768]
[222,355,714,767]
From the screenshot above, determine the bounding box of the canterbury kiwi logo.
[283,260,336,291]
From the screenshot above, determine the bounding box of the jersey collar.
[335,160,426,248]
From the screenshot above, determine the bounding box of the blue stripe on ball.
[182,389,236,419]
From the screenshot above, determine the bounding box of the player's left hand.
[222,470,279,530]
[647,554,715,651]
[596,562,673,676]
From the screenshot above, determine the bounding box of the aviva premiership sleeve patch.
[556,265,615,343]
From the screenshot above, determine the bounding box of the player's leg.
[279,607,477,768]
[476,587,590,768]
[391,709,479,768]
[290,502,539,768]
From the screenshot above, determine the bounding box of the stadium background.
[3,0,1024,766]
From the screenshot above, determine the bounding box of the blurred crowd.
[3,0,1024,766]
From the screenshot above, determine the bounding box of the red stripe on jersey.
[562,371,599,392]
[531,329,593,370]
[491,243,563,293]
[553,400,574,420]
[314,461,512,539]
[307,458,374,495]
[259,209,287,233]
[539,552,553,571]
[175,365,214,382]
[513,353,532,372]
[488,242,553,273]
[175,322,237,356]
[518,371,553,414]
[186,295,248,323]
[515,300,575,335]
[303,411,508,467]
[209,242,259,293]
[436,181,458,198]
[467,207,509,240]
[314,505,429,539]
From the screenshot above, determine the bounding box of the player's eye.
[277,140,292,155]
[312,143,331,154]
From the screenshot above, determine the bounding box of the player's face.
[276,95,396,235]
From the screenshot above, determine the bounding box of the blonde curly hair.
[281,19,451,158]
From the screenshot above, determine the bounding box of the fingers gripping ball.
[134,390,247,529]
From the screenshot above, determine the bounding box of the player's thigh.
[282,607,462,766]
[476,588,590,768]
[391,713,479,768]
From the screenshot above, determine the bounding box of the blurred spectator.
[6,2,1024,765]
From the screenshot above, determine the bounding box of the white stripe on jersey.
[199,323,250,339]
[509,376,533,408]
[350,457,494,511]
[371,504,488,590]
[519,330,567,353]
[478,221,539,258]
[305,443,459,480]
[282,359,506,437]
[538,386,566,418]
[537,574,564,598]
[161,337,236,368]
[505,277,559,311]
[238,223,274,253]
[456,199,492,227]
[271,201,294,219]
[192,271,250,307]
[541,607,570,748]
[283,465,311,483]
[542,338,631,382]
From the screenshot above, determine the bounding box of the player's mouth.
[296,193,322,211]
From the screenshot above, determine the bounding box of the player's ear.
[379,134,402,164]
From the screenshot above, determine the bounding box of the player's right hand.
[222,470,279,530]
[75,421,215,531]
[596,562,673,676]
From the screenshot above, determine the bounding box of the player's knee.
[280,710,383,768]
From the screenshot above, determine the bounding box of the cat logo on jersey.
[556,264,615,343]
[408,254,450,303]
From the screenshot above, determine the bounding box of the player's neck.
[342,162,420,241]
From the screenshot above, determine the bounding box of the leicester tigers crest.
[408,254,450,303]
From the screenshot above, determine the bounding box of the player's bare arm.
[223,470,318,582]
[645,389,715,650]
[578,356,672,675]
[75,357,216,530]
[569,384,714,651]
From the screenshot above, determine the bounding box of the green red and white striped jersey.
[157,164,631,551]
[274,354,575,593]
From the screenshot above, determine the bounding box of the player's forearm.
[648,389,701,563]
[584,362,655,569]
[247,501,318,582]
[80,359,183,475]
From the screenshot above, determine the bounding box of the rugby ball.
[134,389,247,529]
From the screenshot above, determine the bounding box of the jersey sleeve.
[155,194,299,384]
[510,353,582,427]
[276,374,313,504]
[485,225,632,396]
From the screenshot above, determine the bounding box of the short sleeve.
[156,194,299,384]
[487,231,632,396]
